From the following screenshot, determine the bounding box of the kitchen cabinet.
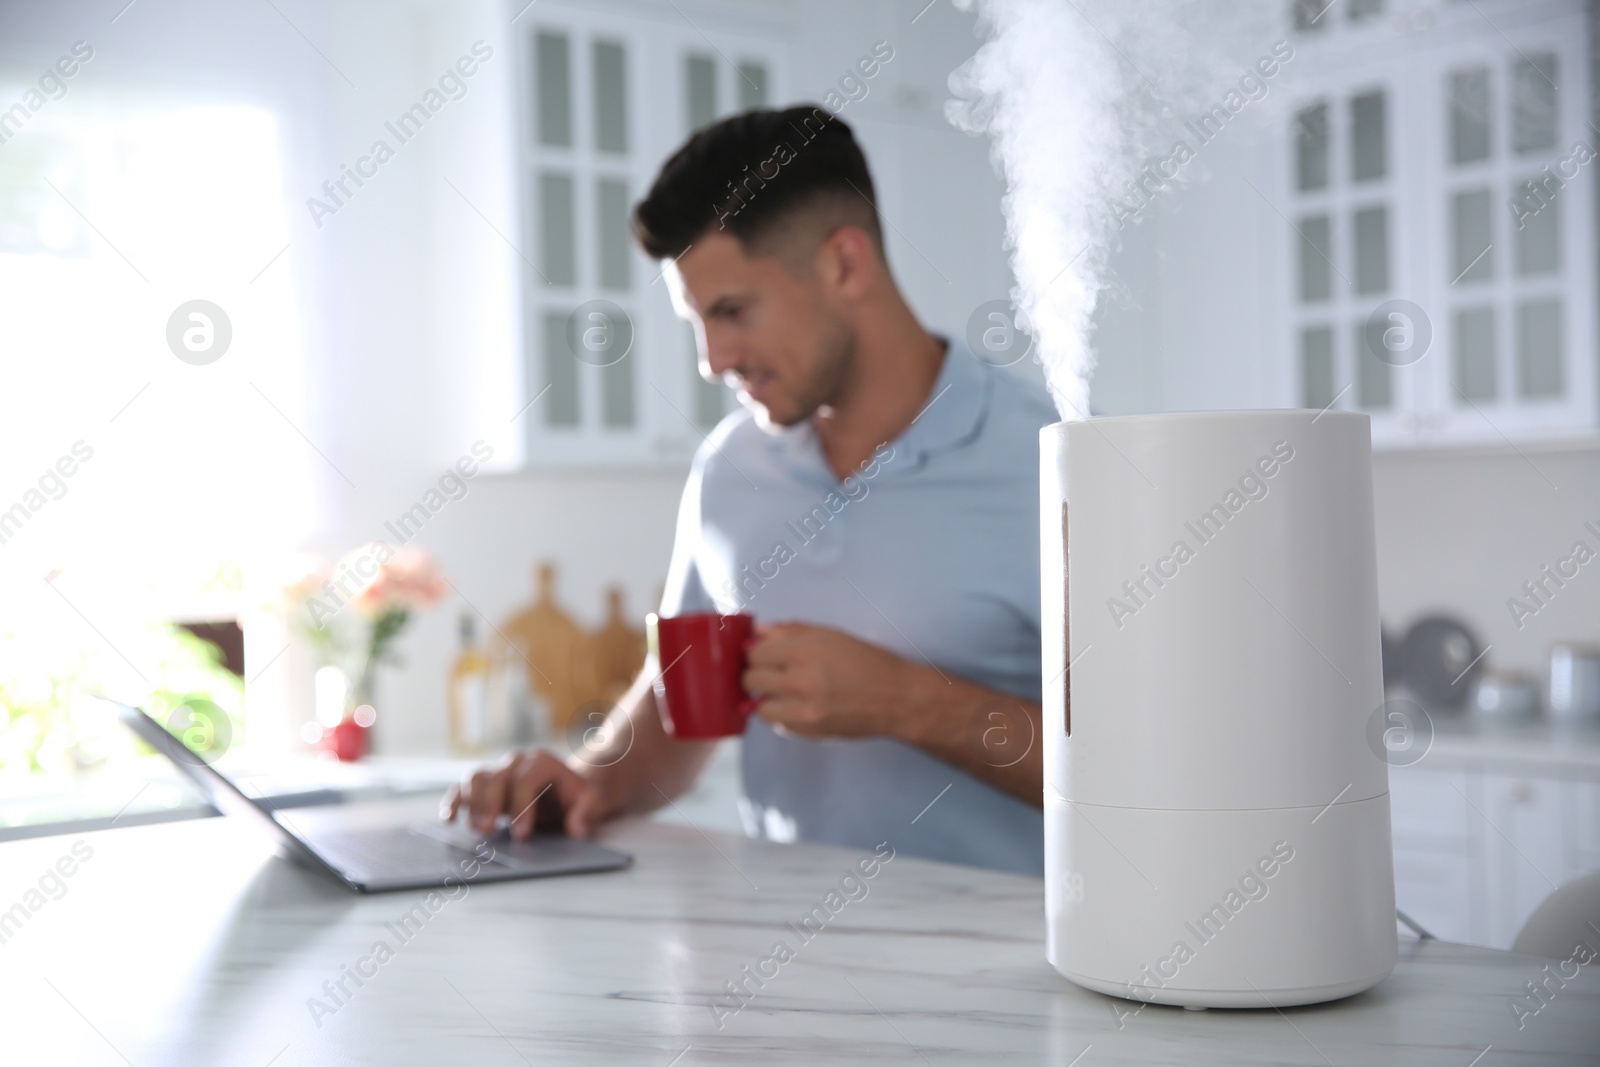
[1392,848,1480,944]
[1388,766,1484,943]
[1568,780,1600,872]
[1388,723,1600,949]
[1279,0,1597,447]
[514,6,789,466]
[1481,770,1567,947]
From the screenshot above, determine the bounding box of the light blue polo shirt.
[659,337,1053,875]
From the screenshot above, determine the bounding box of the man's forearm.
[578,667,718,818]
[893,665,1044,807]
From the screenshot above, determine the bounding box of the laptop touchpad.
[409,821,607,870]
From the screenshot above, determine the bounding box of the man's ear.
[818,224,879,302]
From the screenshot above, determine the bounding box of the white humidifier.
[1040,411,1397,1009]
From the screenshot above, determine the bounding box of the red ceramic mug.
[647,612,759,739]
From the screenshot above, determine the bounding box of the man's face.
[666,231,852,429]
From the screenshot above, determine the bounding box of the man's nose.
[703,341,739,383]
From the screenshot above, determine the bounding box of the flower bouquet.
[280,543,446,760]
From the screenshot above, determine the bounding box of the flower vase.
[321,668,375,762]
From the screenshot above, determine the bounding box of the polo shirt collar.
[763,336,991,482]
[890,336,989,468]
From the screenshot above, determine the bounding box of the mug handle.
[738,629,762,717]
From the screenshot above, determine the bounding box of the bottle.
[449,613,492,755]
[494,654,549,746]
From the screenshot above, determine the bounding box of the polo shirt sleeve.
[658,447,717,617]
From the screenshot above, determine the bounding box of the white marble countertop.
[2,795,1597,1065]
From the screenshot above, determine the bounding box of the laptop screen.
[105,697,343,878]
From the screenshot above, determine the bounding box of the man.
[445,105,1055,874]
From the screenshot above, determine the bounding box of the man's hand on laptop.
[442,750,608,842]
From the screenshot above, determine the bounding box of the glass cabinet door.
[1281,2,1594,446]
[518,11,785,465]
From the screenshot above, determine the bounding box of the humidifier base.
[1059,967,1395,1010]
[1044,794,1398,1008]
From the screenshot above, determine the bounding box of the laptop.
[109,698,631,892]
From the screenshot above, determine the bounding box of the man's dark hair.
[632,105,882,263]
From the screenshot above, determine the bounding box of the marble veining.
[1,795,1596,1065]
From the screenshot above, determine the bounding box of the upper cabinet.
[1280,0,1595,447]
[516,4,787,466]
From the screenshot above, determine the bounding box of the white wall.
[371,468,687,753]
[1373,442,1600,679]
[1087,94,1289,415]
[779,0,1019,349]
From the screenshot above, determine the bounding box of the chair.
[1512,868,1600,959]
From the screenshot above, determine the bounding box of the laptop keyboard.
[308,828,507,880]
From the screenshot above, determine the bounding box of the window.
[0,96,307,784]
[516,12,784,464]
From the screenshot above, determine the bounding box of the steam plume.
[949,0,1272,419]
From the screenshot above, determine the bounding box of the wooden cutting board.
[496,564,648,736]
[590,586,647,703]
[498,562,596,735]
